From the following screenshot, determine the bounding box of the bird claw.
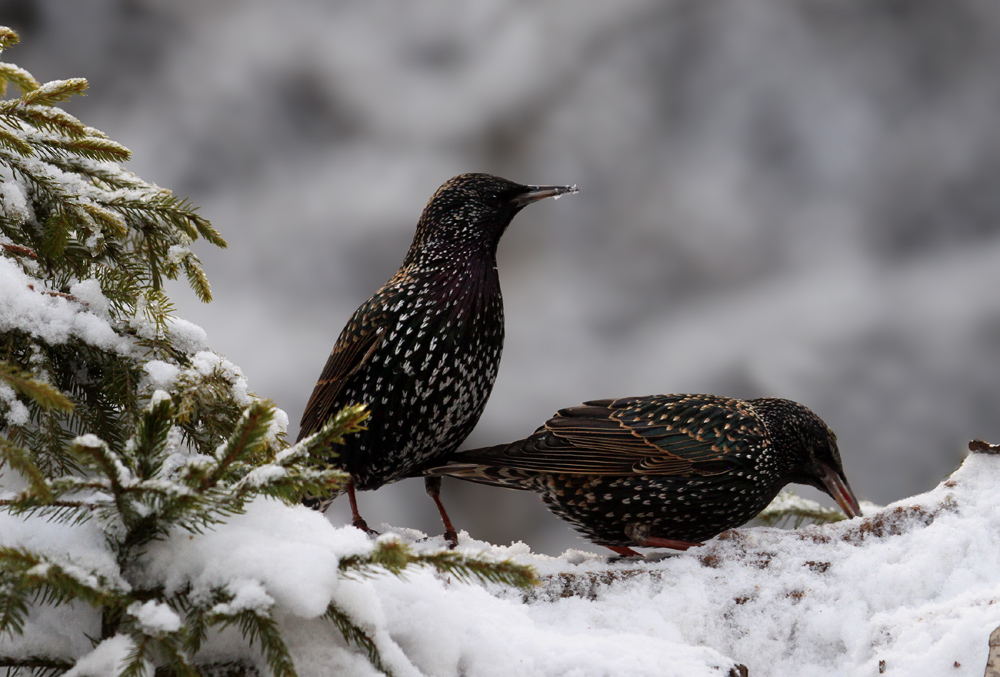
[443,529,459,549]
[352,517,379,537]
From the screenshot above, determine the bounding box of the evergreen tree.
[0,27,534,676]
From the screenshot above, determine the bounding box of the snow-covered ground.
[4,445,998,676]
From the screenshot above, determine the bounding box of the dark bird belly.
[334,291,504,489]
[533,472,784,547]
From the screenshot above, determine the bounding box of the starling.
[298,173,577,545]
[428,394,862,556]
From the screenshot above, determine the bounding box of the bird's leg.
[424,476,459,549]
[635,537,703,551]
[625,523,702,551]
[346,482,377,535]
[606,546,643,557]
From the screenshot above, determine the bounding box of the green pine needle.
[324,603,393,677]
[753,490,848,529]
[19,78,89,107]
[0,26,21,54]
[339,539,538,589]
[0,436,53,504]
[209,608,297,677]
[0,361,74,413]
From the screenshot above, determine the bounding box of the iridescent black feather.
[429,394,861,551]
[298,173,576,536]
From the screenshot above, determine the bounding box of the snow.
[127,600,182,635]
[138,499,370,620]
[0,165,32,225]
[166,316,209,353]
[4,445,998,675]
[143,360,181,389]
[63,635,136,677]
[0,257,132,355]
[188,350,252,406]
[68,278,111,317]
[0,381,30,425]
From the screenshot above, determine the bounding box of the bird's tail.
[422,443,539,490]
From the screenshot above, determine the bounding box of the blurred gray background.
[5,0,1000,555]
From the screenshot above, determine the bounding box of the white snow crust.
[2,450,998,676]
[0,257,131,355]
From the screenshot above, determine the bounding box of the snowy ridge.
[365,450,1000,677]
[3,449,998,675]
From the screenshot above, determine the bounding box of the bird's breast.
[350,270,505,469]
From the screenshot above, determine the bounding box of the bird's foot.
[425,476,459,549]
[606,546,643,558]
[636,537,703,551]
[352,517,379,537]
[622,524,703,552]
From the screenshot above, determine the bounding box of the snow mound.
[359,451,1000,676]
[3,452,998,676]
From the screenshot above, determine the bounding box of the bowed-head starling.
[298,173,577,545]
[428,394,861,556]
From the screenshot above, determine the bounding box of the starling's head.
[412,173,577,253]
[752,397,862,519]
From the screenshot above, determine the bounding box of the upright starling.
[298,173,577,545]
[428,394,862,556]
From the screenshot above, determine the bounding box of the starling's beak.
[819,463,863,518]
[511,184,578,207]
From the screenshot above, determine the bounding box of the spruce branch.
[0,547,129,634]
[0,578,31,638]
[0,656,75,677]
[131,397,175,480]
[0,436,52,503]
[118,635,154,677]
[120,606,199,677]
[243,403,366,503]
[204,400,277,490]
[206,606,296,677]
[411,550,538,588]
[338,539,538,589]
[753,491,848,529]
[0,61,40,96]
[324,603,393,677]
[28,133,131,164]
[3,102,90,138]
[0,125,31,155]
[70,435,132,493]
[0,26,21,55]
[18,78,89,108]
[0,361,74,413]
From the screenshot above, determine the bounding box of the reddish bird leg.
[347,482,377,535]
[606,546,643,557]
[623,523,704,553]
[635,536,703,551]
[425,476,459,549]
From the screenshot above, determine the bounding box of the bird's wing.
[455,395,763,477]
[296,305,388,441]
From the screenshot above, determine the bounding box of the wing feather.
[452,394,765,477]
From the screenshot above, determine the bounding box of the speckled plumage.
[297,173,576,538]
[429,394,862,554]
